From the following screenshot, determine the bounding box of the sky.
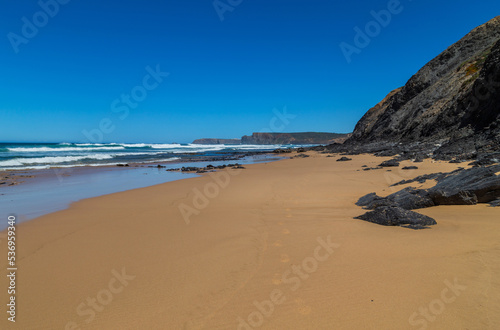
[1,0,499,143]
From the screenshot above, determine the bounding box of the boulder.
[355,206,437,228]
[379,159,400,167]
[337,156,352,162]
[356,187,434,210]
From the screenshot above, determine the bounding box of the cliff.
[345,16,500,159]
[241,132,349,145]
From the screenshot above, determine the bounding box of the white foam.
[8,146,125,152]
[0,154,114,167]
[0,157,181,171]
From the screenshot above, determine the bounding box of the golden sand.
[1,153,499,329]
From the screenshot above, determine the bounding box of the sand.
[1,152,499,329]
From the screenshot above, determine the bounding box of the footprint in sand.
[282,229,290,235]
[285,214,292,218]
[294,298,312,315]
[273,240,283,247]
[272,273,282,285]
[278,221,284,226]
[280,254,290,263]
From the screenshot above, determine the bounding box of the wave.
[142,157,181,163]
[0,154,114,167]
[0,156,181,170]
[8,146,126,152]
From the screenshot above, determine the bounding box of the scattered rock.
[181,167,200,172]
[363,167,382,171]
[295,154,310,158]
[378,159,400,167]
[402,166,419,170]
[337,157,352,162]
[296,147,306,153]
[355,206,437,228]
[273,148,292,154]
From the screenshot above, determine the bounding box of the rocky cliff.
[345,16,500,159]
[241,132,349,145]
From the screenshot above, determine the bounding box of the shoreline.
[0,153,283,229]
[2,151,499,329]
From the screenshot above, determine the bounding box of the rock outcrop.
[355,206,437,229]
[241,132,349,145]
[355,165,500,229]
[333,16,500,160]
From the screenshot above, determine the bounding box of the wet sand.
[0,152,499,329]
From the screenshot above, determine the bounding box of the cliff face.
[348,16,500,157]
[241,132,349,145]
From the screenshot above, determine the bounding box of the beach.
[1,152,499,329]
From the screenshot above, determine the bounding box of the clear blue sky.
[1,0,499,143]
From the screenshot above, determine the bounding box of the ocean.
[0,142,296,171]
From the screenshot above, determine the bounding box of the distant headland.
[192,132,350,145]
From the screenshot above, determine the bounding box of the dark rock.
[196,170,207,173]
[273,148,292,154]
[355,206,437,228]
[488,199,500,207]
[387,187,435,210]
[295,154,310,158]
[390,169,465,187]
[337,157,352,162]
[296,147,306,153]
[428,165,500,205]
[468,153,500,167]
[181,167,200,172]
[355,193,389,209]
[449,159,463,164]
[379,159,400,167]
[157,165,166,168]
[362,165,368,167]
[363,167,382,171]
[402,166,419,170]
[356,187,434,210]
